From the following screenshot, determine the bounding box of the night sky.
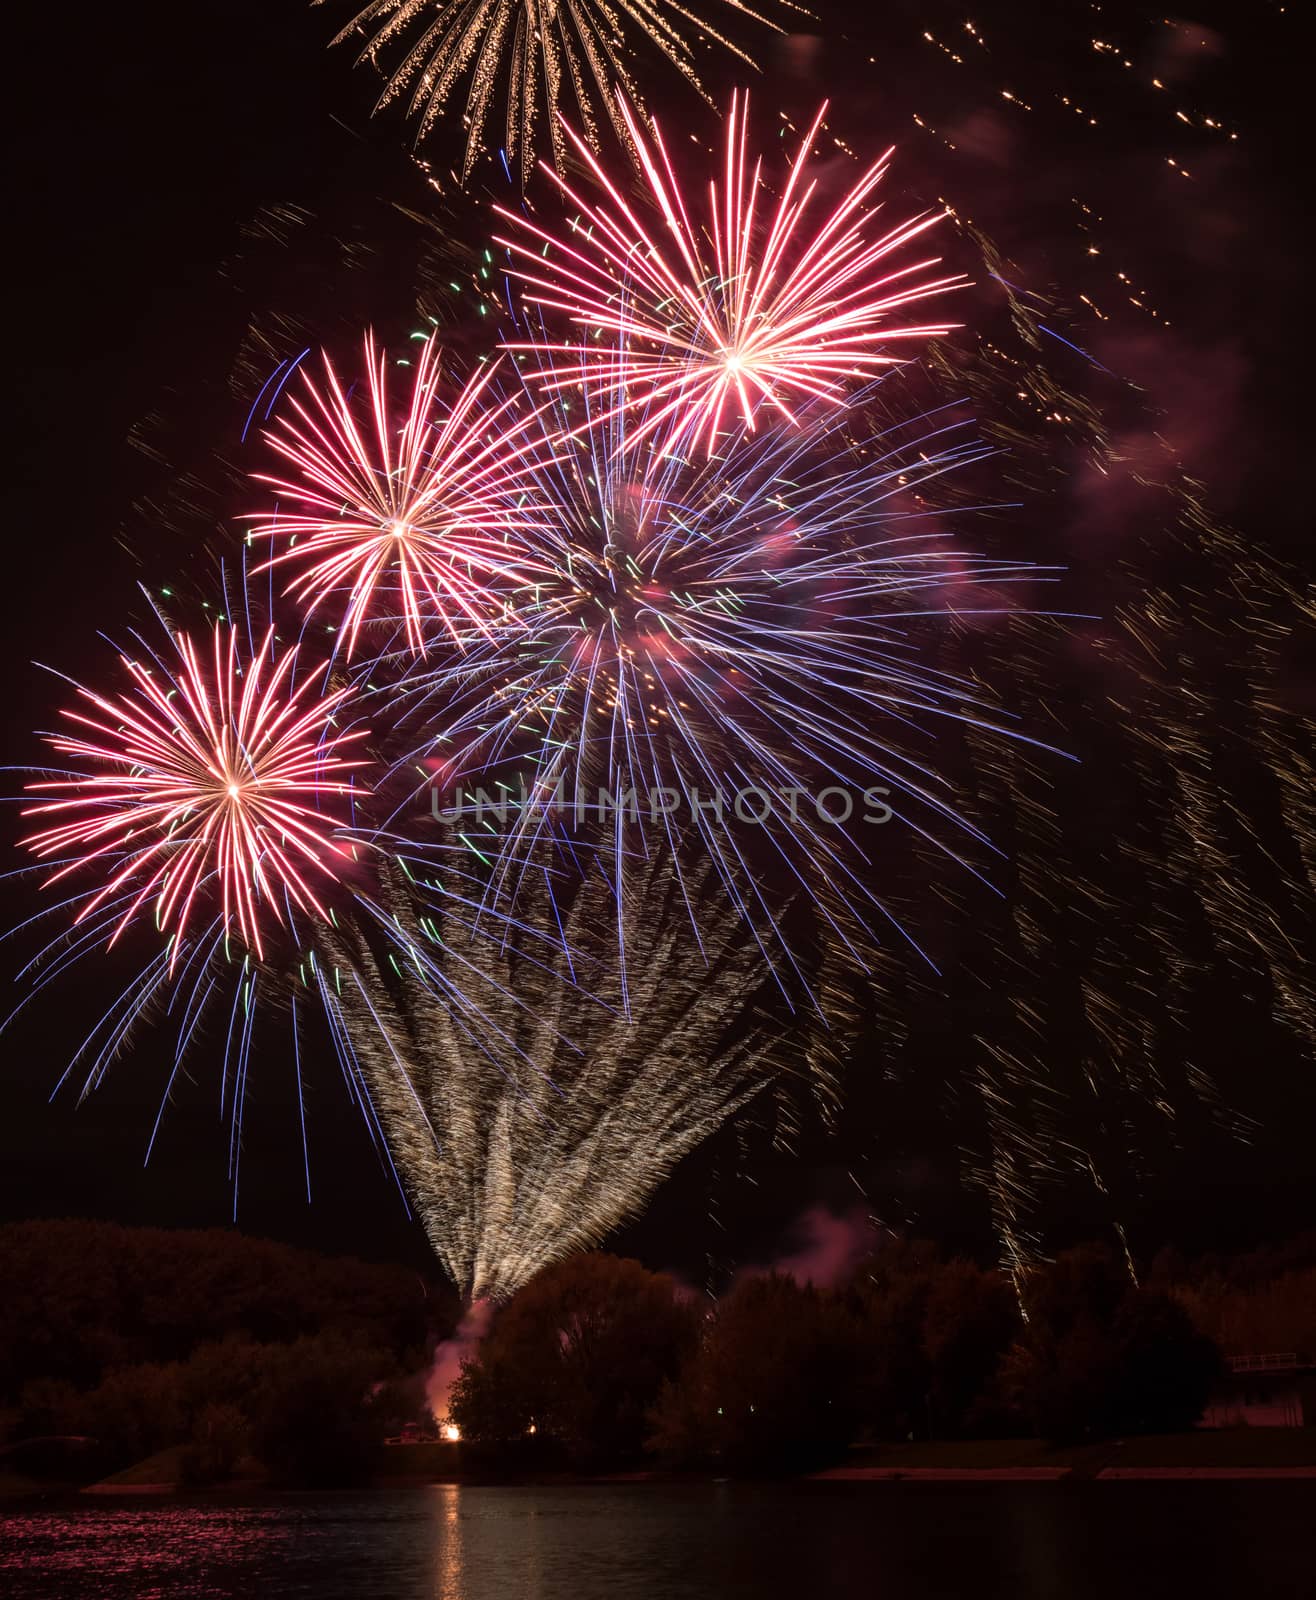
[5,1,1310,1277]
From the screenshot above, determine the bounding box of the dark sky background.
[4,1,1309,1275]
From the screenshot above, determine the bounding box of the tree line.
[450,1242,1233,1472]
[2,1220,1311,1484]
[452,1234,1315,1471]
[0,1219,451,1485]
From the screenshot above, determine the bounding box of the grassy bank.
[829,1431,1316,1477]
[373,1431,1316,1484]
[8,1428,1303,1497]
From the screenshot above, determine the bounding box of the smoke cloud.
[426,1298,493,1426]
[750,1205,880,1290]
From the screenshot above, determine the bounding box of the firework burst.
[247,334,551,658]
[318,0,784,184]
[324,847,839,1300]
[497,94,965,455]
[384,361,1060,979]
[5,577,583,1208]
[22,612,365,965]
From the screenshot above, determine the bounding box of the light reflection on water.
[0,1482,1308,1599]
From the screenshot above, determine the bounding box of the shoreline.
[13,1464,1314,1502]
[8,1429,1315,1502]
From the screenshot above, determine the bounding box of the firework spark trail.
[247,334,556,658]
[5,562,589,1217]
[496,94,965,455]
[3,808,583,1216]
[323,848,842,1300]
[380,354,1064,988]
[8,585,371,1208]
[319,0,786,185]
[854,283,1316,1282]
[22,612,365,965]
[12,6,1304,1295]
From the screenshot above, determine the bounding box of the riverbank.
[809,1429,1316,1480]
[3,1427,1306,1500]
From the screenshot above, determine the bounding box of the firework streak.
[247,334,555,657]
[379,350,1061,989]
[22,614,364,963]
[323,849,841,1300]
[497,95,965,454]
[320,0,784,183]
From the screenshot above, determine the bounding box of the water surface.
[2,1481,1309,1599]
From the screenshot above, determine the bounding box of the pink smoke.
[426,1298,493,1427]
[750,1206,879,1290]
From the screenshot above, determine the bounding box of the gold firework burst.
[318,0,793,184]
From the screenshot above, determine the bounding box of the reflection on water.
[1,1482,1309,1599]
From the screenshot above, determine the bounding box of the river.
[2,1481,1310,1598]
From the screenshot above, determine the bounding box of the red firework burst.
[247,334,551,656]
[23,622,365,963]
[496,93,966,454]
